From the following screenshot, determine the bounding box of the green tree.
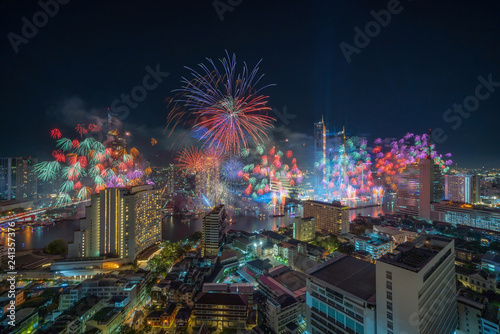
[45,239,68,255]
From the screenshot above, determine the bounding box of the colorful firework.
[373,132,452,190]
[322,136,374,200]
[238,145,303,200]
[221,157,244,182]
[166,52,275,154]
[34,125,148,206]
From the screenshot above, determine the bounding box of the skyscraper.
[201,204,227,257]
[69,184,161,262]
[444,174,480,204]
[303,200,349,235]
[376,235,457,334]
[314,116,327,189]
[0,157,38,201]
[396,159,443,219]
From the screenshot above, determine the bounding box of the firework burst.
[166,52,275,154]
[34,125,148,206]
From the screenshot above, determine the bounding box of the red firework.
[50,129,62,139]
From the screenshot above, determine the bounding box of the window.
[386,281,392,290]
[387,301,392,311]
[387,312,393,321]
[387,291,392,300]
[388,321,393,330]
[386,271,392,280]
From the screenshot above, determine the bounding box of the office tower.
[306,255,377,334]
[293,217,315,241]
[303,200,349,235]
[396,159,443,219]
[0,157,38,201]
[201,205,227,257]
[445,174,480,204]
[69,185,161,262]
[314,116,327,189]
[195,162,222,208]
[165,164,175,198]
[107,112,127,152]
[376,235,457,334]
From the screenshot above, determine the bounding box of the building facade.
[293,217,315,241]
[69,185,161,262]
[376,236,458,334]
[0,157,38,201]
[303,200,349,235]
[201,205,227,257]
[306,255,377,334]
[431,201,500,233]
[396,159,443,219]
[445,174,480,204]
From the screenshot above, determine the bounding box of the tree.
[188,231,202,243]
[45,239,68,255]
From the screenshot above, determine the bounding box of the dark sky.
[1,0,499,167]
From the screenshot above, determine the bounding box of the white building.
[306,255,377,334]
[376,235,457,334]
[266,294,301,334]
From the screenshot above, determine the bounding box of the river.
[1,202,395,251]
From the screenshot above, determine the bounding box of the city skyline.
[2,2,500,334]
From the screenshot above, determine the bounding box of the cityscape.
[1,1,500,334]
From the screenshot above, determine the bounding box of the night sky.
[1,0,499,167]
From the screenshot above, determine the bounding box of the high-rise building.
[314,116,327,189]
[306,255,377,334]
[376,235,457,334]
[303,200,349,235]
[444,174,480,204]
[293,217,315,241]
[396,159,443,219]
[69,185,161,262]
[165,164,175,198]
[201,205,227,257]
[195,162,222,209]
[0,157,38,201]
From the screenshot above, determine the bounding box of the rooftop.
[273,270,307,293]
[303,200,349,209]
[247,259,273,272]
[379,246,438,272]
[307,255,376,302]
[271,294,298,309]
[196,292,247,306]
[261,230,288,241]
